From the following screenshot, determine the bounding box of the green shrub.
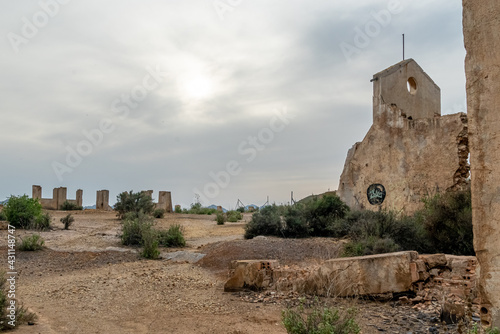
[244,205,284,239]
[215,211,226,225]
[175,206,182,213]
[303,195,350,237]
[153,209,165,219]
[121,214,154,246]
[226,210,243,222]
[0,211,6,221]
[236,207,245,213]
[157,224,186,247]
[30,213,51,231]
[114,191,155,219]
[282,205,310,238]
[141,227,160,259]
[0,272,37,330]
[336,210,431,254]
[18,234,45,251]
[60,201,83,211]
[282,302,360,334]
[342,236,400,257]
[244,195,350,239]
[3,195,43,229]
[184,202,217,215]
[416,188,474,255]
[60,214,74,230]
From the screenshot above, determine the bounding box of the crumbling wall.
[338,106,469,214]
[463,0,500,327]
[143,190,173,213]
[32,185,82,210]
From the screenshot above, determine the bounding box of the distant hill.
[207,205,227,213]
[0,199,7,205]
[83,205,96,210]
[245,204,259,211]
[297,191,338,205]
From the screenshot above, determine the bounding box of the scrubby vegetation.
[114,191,155,219]
[18,234,45,251]
[121,213,154,246]
[157,224,186,247]
[60,214,74,230]
[226,210,243,222]
[3,195,51,230]
[244,189,475,257]
[282,301,360,334]
[416,189,473,255]
[61,201,83,211]
[0,211,6,221]
[244,195,349,239]
[153,209,165,219]
[141,227,160,259]
[0,272,37,330]
[120,212,185,259]
[215,211,226,225]
[182,202,217,215]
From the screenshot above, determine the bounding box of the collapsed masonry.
[225,252,478,319]
[337,59,469,214]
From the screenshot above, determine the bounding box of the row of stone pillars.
[32,186,173,213]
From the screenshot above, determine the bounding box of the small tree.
[60,214,74,230]
[114,191,155,219]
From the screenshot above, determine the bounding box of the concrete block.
[224,260,278,292]
[305,251,418,297]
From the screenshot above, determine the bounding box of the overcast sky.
[0,0,466,209]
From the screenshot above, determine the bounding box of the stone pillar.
[76,189,83,207]
[464,0,500,327]
[32,185,42,200]
[54,187,67,209]
[96,190,110,210]
[158,191,173,213]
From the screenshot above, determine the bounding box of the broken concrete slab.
[302,251,419,297]
[224,260,278,292]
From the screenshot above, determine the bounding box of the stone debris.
[163,251,206,263]
[225,252,480,329]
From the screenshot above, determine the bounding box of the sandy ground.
[0,211,288,334]
[0,210,447,334]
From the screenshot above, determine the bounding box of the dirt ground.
[0,211,447,334]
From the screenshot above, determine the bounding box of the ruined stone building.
[337,59,469,214]
[32,185,82,210]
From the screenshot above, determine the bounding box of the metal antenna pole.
[403,34,405,60]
